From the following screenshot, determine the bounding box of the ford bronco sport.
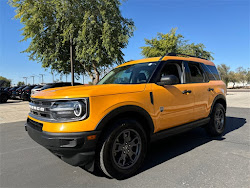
[25,53,226,179]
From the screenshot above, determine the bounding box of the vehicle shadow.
[82,116,246,179]
[137,116,246,176]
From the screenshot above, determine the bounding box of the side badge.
[160,106,164,112]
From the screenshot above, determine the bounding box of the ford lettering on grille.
[29,105,45,112]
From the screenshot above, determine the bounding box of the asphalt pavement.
[0,107,249,188]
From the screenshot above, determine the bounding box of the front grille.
[32,100,52,106]
[27,118,43,131]
[31,111,51,118]
[30,99,52,120]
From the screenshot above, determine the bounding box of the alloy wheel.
[112,129,142,169]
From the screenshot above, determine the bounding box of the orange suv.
[25,53,226,179]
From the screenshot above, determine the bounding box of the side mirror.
[157,75,179,86]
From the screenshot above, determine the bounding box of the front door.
[152,61,195,132]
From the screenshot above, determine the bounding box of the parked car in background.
[35,82,82,93]
[29,82,83,99]
[9,86,19,99]
[14,86,26,99]
[21,85,36,101]
[0,87,9,103]
[31,85,43,95]
[3,87,11,98]
[4,87,10,91]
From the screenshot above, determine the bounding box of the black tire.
[98,119,147,180]
[0,95,8,103]
[206,103,226,136]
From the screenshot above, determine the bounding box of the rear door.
[184,61,211,120]
[152,60,195,132]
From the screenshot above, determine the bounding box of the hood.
[31,84,146,99]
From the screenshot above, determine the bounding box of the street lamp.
[30,76,35,85]
[39,74,45,84]
[23,77,27,85]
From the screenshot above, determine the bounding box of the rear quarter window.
[202,64,221,80]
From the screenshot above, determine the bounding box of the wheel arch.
[210,94,227,115]
[95,105,155,140]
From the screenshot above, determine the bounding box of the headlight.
[50,99,87,121]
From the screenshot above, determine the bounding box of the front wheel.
[206,103,226,136]
[99,119,147,179]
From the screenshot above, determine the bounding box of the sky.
[0,0,249,86]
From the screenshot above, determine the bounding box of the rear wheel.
[206,103,226,136]
[98,119,147,179]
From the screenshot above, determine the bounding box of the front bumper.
[25,118,100,166]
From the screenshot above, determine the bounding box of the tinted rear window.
[33,85,42,89]
[10,87,18,91]
[23,86,35,90]
[41,84,54,90]
[202,64,220,80]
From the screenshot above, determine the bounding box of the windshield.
[98,62,158,85]
[22,86,29,90]
[10,87,18,91]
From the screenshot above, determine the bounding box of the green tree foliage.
[217,64,230,86]
[228,71,239,88]
[236,67,247,86]
[17,81,25,86]
[9,0,134,84]
[0,76,11,87]
[141,28,213,60]
[247,68,250,83]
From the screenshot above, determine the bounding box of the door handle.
[208,88,214,91]
[182,90,192,94]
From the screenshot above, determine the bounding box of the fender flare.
[95,105,155,135]
[209,94,227,115]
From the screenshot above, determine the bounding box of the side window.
[113,71,132,84]
[187,62,205,83]
[119,71,132,83]
[159,62,183,84]
[136,70,149,83]
[202,64,221,80]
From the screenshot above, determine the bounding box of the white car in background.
[31,85,43,95]
[31,82,83,96]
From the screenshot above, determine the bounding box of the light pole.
[31,76,35,85]
[39,74,45,84]
[23,77,27,85]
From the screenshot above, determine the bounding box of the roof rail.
[158,52,208,61]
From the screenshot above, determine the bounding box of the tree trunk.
[92,62,100,85]
[93,69,100,85]
[70,36,74,86]
[78,62,95,85]
[89,74,94,84]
